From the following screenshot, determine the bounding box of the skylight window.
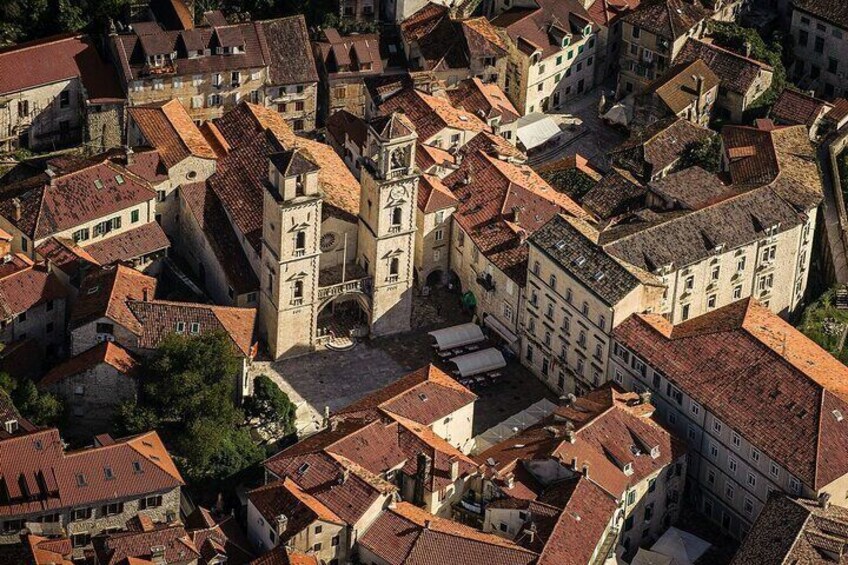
[419,393,428,402]
[574,256,587,267]
[75,473,87,487]
[297,463,310,475]
[132,461,143,474]
[115,174,125,185]
[87,285,100,295]
[94,179,104,190]
[104,466,115,480]
[189,322,200,334]
[175,321,186,333]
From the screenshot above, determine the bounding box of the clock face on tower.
[390,185,408,202]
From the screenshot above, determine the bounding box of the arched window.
[294,231,306,251]
[389,258,399,277]
[391,207,402,227]
[293,280,304,299]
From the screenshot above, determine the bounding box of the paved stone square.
[254,287,555,437]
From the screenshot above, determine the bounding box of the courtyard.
[254,286,556,438]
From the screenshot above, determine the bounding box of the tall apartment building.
[0,429,183,559]
[521,215,663,396]
[610,299,848,539]
[616,0,708,96]
[110,12,319,131]
[0,34,124,154]
[491,0,599,114]
[791,0,848,99]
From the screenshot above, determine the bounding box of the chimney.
[512,206,521,224]
[450,458,460,481]
[581,464,589,478]
[424,519,431,530]
[125,145,134,166]
[150,545,166,564]
[571,457,578,471]
[639,391,652,405]
[142,287,150,302]
[413,453,432,506]
[505,473,515,489]
[744,40,752,58]
[819,492,831,510]
[11,198,21,222]
[565,430,576,444]
[276,513,288,536]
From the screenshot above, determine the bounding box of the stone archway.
[315,292,372,350]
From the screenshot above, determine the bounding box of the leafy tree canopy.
[680,134,722,174]
[244,374,297,439]
[0,372,65,427]
[113,331,266,484]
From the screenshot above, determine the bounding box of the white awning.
[450,347,506,377]
[649,527,711,565]
[428,323,485,351]
[483,315,518,344]
[516,113,562,151]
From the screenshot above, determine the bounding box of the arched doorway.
[426,269,444,287]
[316,293,371,350]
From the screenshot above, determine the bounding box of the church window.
[293,280,304,300]
[391,207,402,226]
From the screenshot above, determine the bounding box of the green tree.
[244,374,297,439]
[680,135,722,173]
[115,331,266,483]
[707,21,787,111]
[0,372,65,427]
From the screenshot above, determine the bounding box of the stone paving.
[254,286,556,436]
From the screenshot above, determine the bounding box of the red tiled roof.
[770,89,831,127]
[477,384,685,498]
[71,264,158,334]
[0,264,67,319]
[0,157,156,241]
[376,87,489,141]
[39,342,138,388]
[676,38,773,96]
[316,29,383,79]
[128,99,218,168]
[126,299,256,356]
[0,429,183,518]
[491,0,594,59]
[443,144,587,284]
[335,364,477,425]
[585,0,641,26]
[187,510,255,565]
[81,221,170,266]
[613,298,848,490]
[447,78,520,125]
[418,174,459,214]
[360,502,538,565]
[92,523,199,565]
[180,182,259,294]
[26,534,74,565]
[249,477,344,539]
[36,237,100,279]
[0,34,123,100]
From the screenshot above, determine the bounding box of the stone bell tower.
[357,113,419,337]
[259,148,323,359]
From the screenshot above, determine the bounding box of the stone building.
[616,0,708,97]
[0,153,169,271]
[0,429,183,559]
[520,214,663,396]
[0,34,124,153]
[313,28,383,123]
[611,299,848,539]
[109,11,319,131]
[634,60,720,128]
[490,0,599,114]
[415,174,458,287]
[675,38,774,123]
[0,263,68,356]
[400,5,509,90]
[250,365,477,558]
[475,385,687,561]
[791,0,848,99]
[38,342,139,438]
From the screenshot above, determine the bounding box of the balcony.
[318,262,371,301]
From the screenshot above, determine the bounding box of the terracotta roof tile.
[316,29,383,79]
[126,299,256,356]
[359,502,539,565]
[793,0,848,29]
[249,477,344,542]
[647,59,720,115]
[39,342,138,388]
[614,299,848,490]
[676,38,773,95]
[259,16,319,85]
[71,264,158,334]
[0,264,67,319]
[81,221,170,266]
[0,34,123,101]
[36,237,100,279]
[0,157,156,241]
[623,0,707,40]
[180,182,259,294]
[771,89,831,127]
[26,534,74,565]
[376,87,489,141]
[92,523,199,565]
[128,99,217,168]
[0,429,183,517]
[418,174,459,214]
[447,78,519,125]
